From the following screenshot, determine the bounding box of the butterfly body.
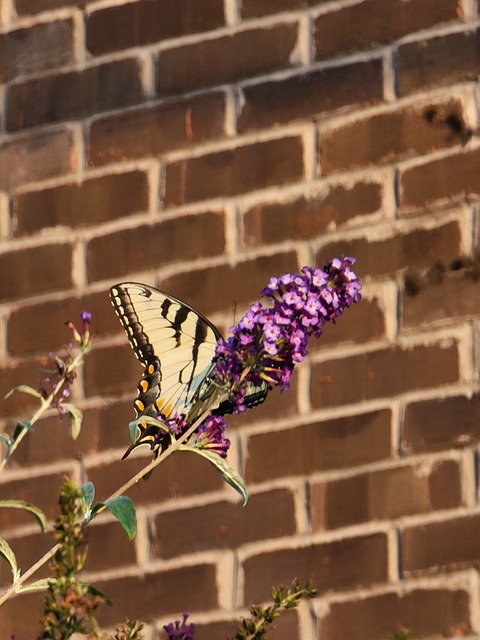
[109,283,268,457]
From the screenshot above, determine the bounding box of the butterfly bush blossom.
[163,612,195,640]
[200,257,362,454]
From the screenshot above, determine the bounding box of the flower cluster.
[212,257,361,410]
[193,415,230,458]
[163,612,195,640]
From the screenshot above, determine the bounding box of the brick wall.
[0,0,479,638]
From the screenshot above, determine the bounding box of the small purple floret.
[163,612,195,640]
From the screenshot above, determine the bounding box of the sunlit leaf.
[64,403,83,440]
[80,482,95,512]
[4,385,42,400]
[0,500,48,532]
[180,445,248,505]
[16,578,50,593]
[0,538,20,582]
[104,496,136,540]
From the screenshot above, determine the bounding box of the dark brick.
[164,137,304,206]
[320,99,468,173]
[13,170,149,237]
[86,449,224,507]
[312,460,462,530]
[402,277,480,329]
[0,469,74,529]
[243,533,388,603]
[88,92,226,166]
[319,588,472,640]
[153,489,295,559]
[0,19,74,82]
[0,358,41,418]
[0,529,51,586]
[398,27,480,96]
[161,250,298,317]
[84,520,137,573]
[402,513,480,575]
[0,243,72,301]
[0,589,44,639]
[311,342,459,408]
[7,289,116,357]
[15,0,93,12]
[86,210,225,282]
[315,0,458,60]
[242,181,382,247]
[0,129,75,191]
[241,0,329,18]
[318,220,462,279]
[245,410,392,483]
[400,148,480,211]
[7,59,144,131]
[87,0,225,55]
[195,613,299,640]
[402,394,480,454]
[238,59,383,132]
[94,564,217,627]
[157,23,299,96]
[84,343,144,399]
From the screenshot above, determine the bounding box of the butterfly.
[109,283,268,458]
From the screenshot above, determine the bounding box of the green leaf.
[84,582,114,607]
[4,385,42,400]
[180,445,248,505]
[16,578,50,593]
[104,496,136,540]
[64,403,83,440]
[0,499,48,532]
[0,538,20,582]
[12,421,34,443]
[128,416,171,443]
[80,482,95,511]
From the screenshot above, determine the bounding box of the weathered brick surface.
[86,0,225,55]
[164,136,304,206]
[15,0,93,13]
[319,588,472,640]
[241,0,328,17]
[157,23,299,96]
[314,0,458,60]
[13,170,149,236]
[320,99,468,173]
[88,92,227,166]
[7,59,144,131]
[0,19,74,82]
[238,59,384,132]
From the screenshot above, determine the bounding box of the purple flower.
[163,613,195,640]
[194,415,230,458]
[211,257,361,403]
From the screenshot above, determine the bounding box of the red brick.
[243,532,388,604]
[86,210,225,282]
[0,129,75,191]
[0,358,43,418]
[0,589,45,639]
[311,342,459,408]
[153,489,295,559]
[0,529,51,587]
[312,460,462,531]
[398,27,480,96]
[84,520,137,573]
[246,410,392,483]
[194,613,299,640]
[242,181,382,247]
[238,59,383,132]
[0,469,75,529]
[7,289,115,357]
[86,448,224,507]
[320,99,468,173]
[315,0,458,60]
[319,588,472,640]
[84,343,144,399]
[15,0,93,13]
[310,297,386,350]
[161,250,298,317]
[400,148,480,211]
[241,0,329,17]
[402,276,480,329]
[164,137,304,206]
[86,0,225,55]
[402,394,480,454]
[94,564,217,627]
[402,513,480,575]
[0,19,74,82]
[157,23,298,96]
[13,170,149,237]
[318,220,461,279]
[7,59,144,131]
[0,242,72,301]
[88,92,226,166]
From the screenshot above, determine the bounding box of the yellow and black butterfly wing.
[109,282,223,422]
